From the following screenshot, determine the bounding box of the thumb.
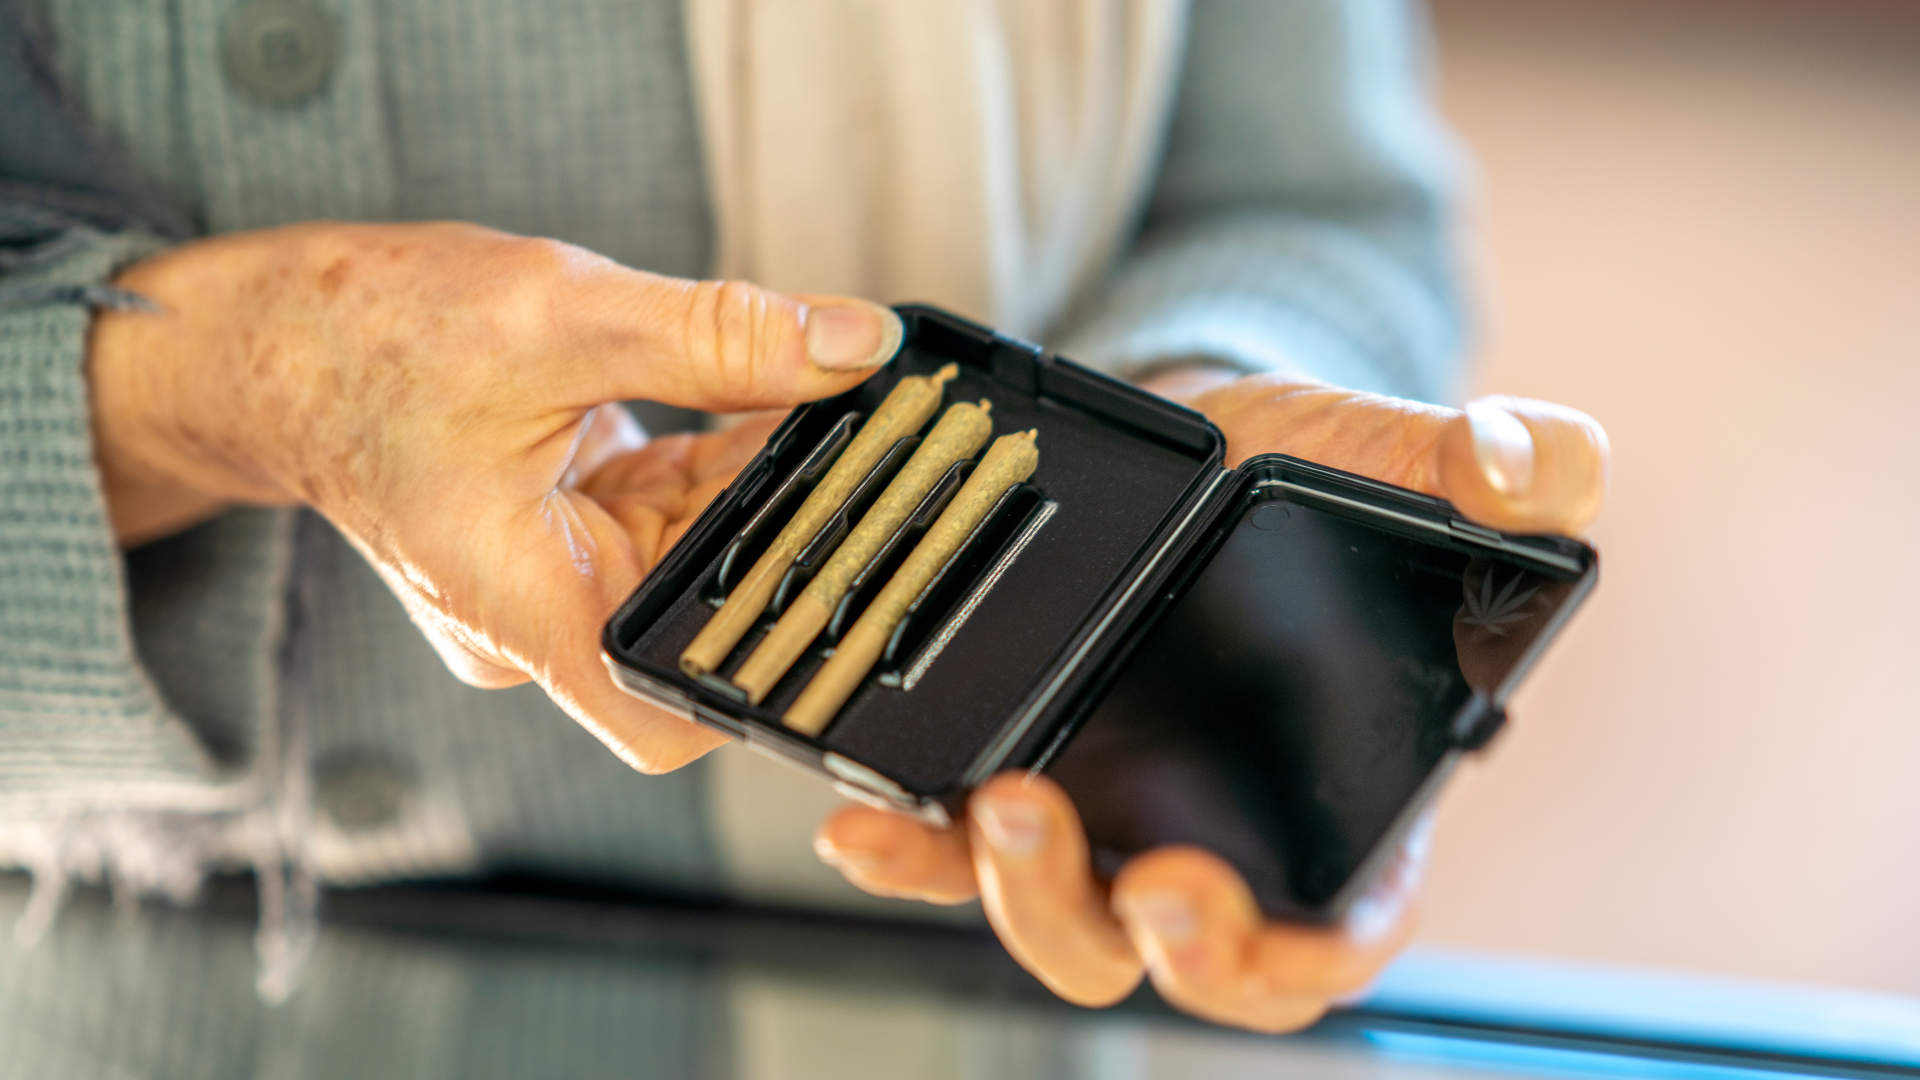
[583,274,904,412]
[1436,395,1610,535]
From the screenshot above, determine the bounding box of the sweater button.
[221,0,337,105]
[315,752,412,833]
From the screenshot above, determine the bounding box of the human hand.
[88,221,898,772]
[816,370,1608,1031]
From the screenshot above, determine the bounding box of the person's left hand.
[813,369,1610,1032]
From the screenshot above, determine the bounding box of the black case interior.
[601,307,1598,889]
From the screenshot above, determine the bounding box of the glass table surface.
[2,874,1913,1080]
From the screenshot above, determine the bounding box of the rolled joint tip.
[734,662,780,706]
[932,363,959,386]
[732,594,832,705]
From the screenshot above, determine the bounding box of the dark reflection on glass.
[0,874,1411,1080]
[1052,496,1575,919]
[0,875,1878,1078]
[1,880,731,1079]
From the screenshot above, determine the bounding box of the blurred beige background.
[1419,0,1920,995]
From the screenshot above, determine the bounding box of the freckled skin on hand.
[86,220,881,775]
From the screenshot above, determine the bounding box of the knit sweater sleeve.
[0,0,295,822]
[1053,0,1467,405]
[0,220,246,814]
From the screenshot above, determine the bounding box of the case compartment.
[604,306,1226,818]
[702,411,863,606]
[877,481,1054,688]
[824,459,976,643]
[766,433,923,619]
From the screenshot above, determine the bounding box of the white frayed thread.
[251,813,318,1005]
[13,855,67,948]
[3,803,319,1003]
[4,810,239,946]
[254,510,324,1005]
[3,506,334,998]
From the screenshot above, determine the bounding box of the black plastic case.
[601,306,1598,838]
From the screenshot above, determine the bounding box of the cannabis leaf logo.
[1461,569,1541,637]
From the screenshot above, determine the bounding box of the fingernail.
[1466,399,1536,498]
[972,796,1047,858]
[805,301,902,371]
[1122,890,1198,945]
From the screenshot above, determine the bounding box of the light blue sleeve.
[1053,0,1468,405]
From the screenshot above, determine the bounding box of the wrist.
[88,420,233,547]
[85,235,293,546]
[87,304,227,545]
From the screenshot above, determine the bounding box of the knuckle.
[517,235,596,279]
[500,236,577,285]
[478,237,575,339]
[688,279,784,397]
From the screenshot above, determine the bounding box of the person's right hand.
[817,373,1608,1033]
[87,221,899,773]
